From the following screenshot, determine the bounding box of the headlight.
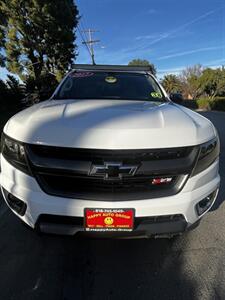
[192,136,220,176]
[1,133,31,175]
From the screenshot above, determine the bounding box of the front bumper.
[0,154,220,235]
[34,213,188,237]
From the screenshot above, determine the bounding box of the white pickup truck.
[0,65,220,237]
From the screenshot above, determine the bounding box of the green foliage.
[0,7,6,67]
[162,65,225,102]
[180,64,203,99]
[128,59,156,76]
[6,75,24,99]
[198,68,225,99]
[0,0,79,85]
[197,98,211,110]
[161,74,182,94]
[23,72,58,105]
[196,97,225,111]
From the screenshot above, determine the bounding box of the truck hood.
[4,99,215,149]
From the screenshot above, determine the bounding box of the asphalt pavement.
[0,111,224,300]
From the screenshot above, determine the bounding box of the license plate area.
[84,208,135,232]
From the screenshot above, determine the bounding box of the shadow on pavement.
[60,235,198,300]
[0,201,198,300]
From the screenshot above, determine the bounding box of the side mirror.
[170,93,183,104]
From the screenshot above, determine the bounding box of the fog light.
[2,188,27,216]
[196,190,217,216]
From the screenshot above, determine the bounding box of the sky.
[1,0,225,80]
[76,0,225,78]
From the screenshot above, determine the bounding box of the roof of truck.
[71,64,153,73]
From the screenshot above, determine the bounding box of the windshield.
[54,71,167,102]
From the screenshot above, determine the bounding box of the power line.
[82,29,100,65]
[77,24,92,57]
[76,0,100,65]
[76,0,95,63]
[79,14,89,41]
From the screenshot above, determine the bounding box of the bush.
[196,98,211,110]
[23,73,59,106]
[210,97,225,111]
[0,76,24,113]
[195,97,225,111]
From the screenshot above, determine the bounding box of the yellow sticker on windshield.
[151,92,163,98]
[105,76,117,83]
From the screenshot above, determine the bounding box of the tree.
[180,64,203,99]
[198,68,225,99]
[0,11,5,66]
[128,59,156,76]
[24,71,58,104]
[0,79,9,107]
[0,0,79,85]
[161,74,182,94]
[0,75,24,112]
[6,75,24,101]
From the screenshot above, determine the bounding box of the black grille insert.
[26,145,199,200]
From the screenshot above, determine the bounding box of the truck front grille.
[26,145,199,201]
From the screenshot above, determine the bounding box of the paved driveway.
[0,111,224,300]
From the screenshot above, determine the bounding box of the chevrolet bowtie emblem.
[90,162,138,180]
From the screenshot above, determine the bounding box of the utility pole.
[82,29,100,65]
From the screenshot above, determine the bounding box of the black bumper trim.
[36,214,187,236]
